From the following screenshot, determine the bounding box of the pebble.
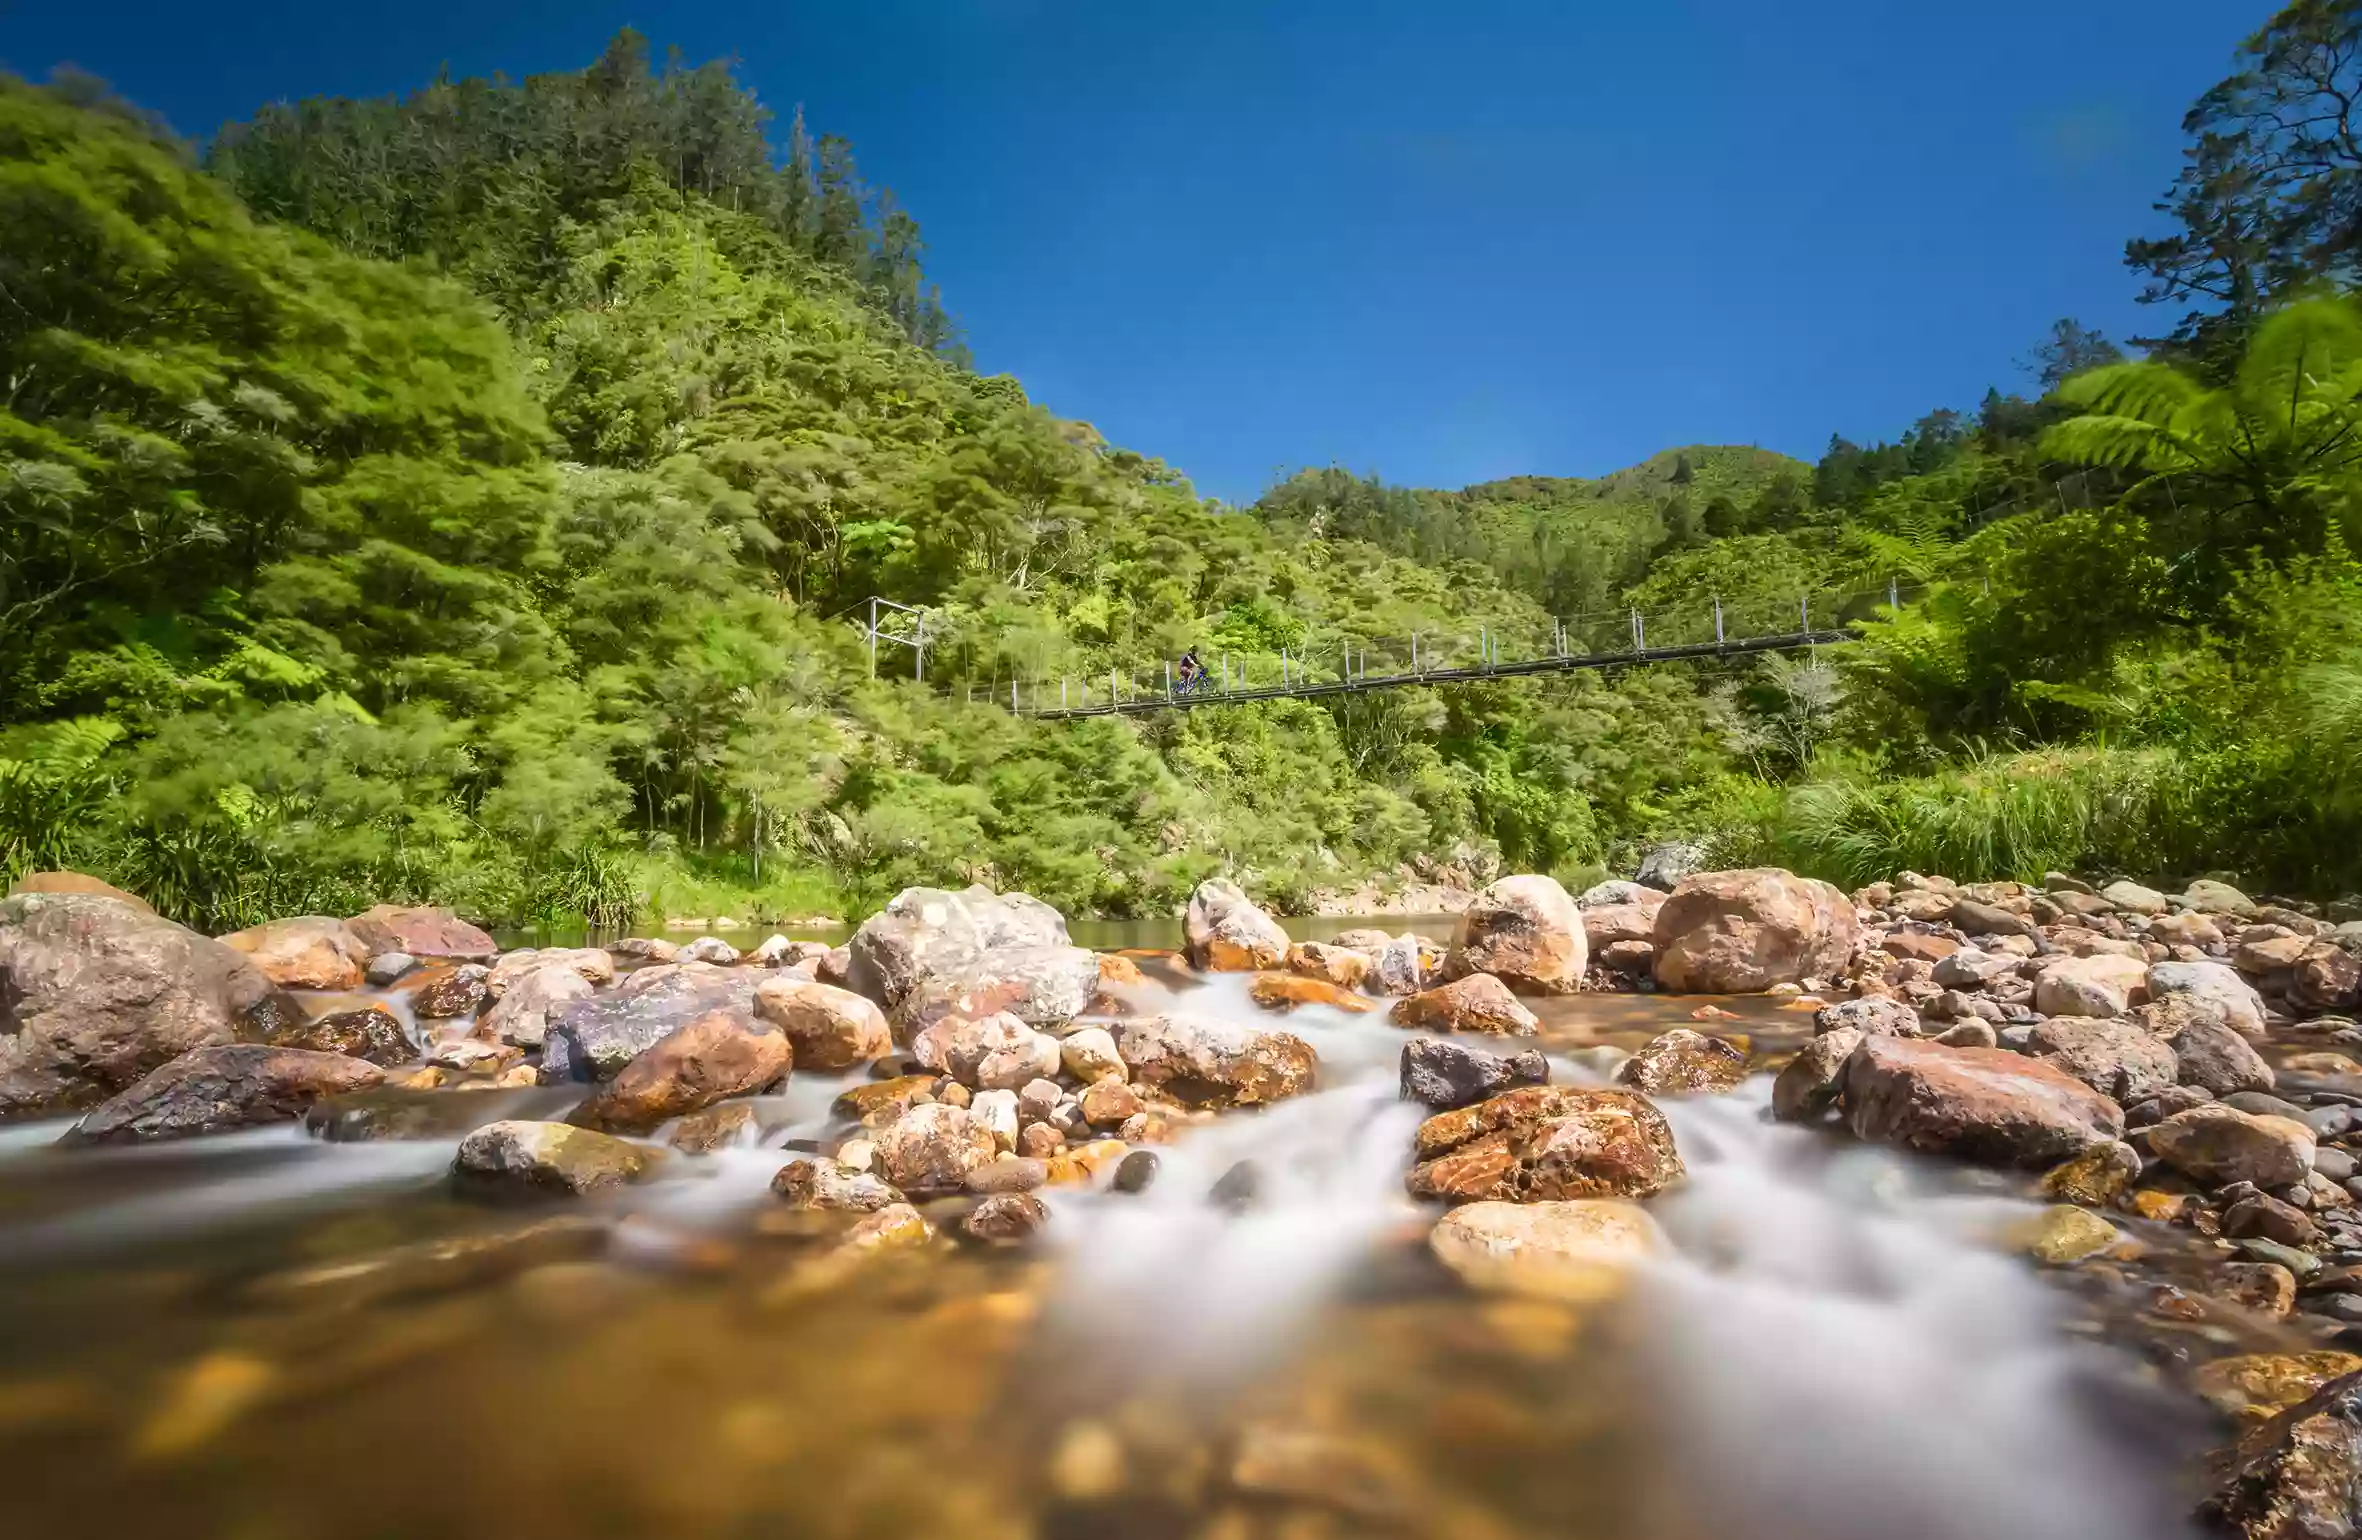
[2318,1148,2359,1182]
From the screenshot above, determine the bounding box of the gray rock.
[305,1085,540,1143]
[1400,1037,1550,1111]
[1771,1028,1861,1122]
[1634,841,1705,893]
[1813,996,1920,1038]
[365,951,418,986]
[2225,1091,2314,1123]
[1934,1020,1999,1048]
[1112,1149,1160,1193]
[2024,1017,2180,1103]
[2173,1012,2277,1096]
[894,945,1101,1035]
[2316,1147,2358,1183]
[540,965,759,1083]
[1952,899,2036,939]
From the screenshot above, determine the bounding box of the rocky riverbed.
[2,863,2361,1537]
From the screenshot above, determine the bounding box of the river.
[0,927,2258,1539]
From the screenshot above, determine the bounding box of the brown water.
[0,963,2264,1540]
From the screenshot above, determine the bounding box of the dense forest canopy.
[6,6,2362,933]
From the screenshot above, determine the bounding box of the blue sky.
[3,0,2273,500]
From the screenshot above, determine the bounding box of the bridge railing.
[994,580,1938,716]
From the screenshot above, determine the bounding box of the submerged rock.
[1445,875,1586,995]
[1399,1037,1550,1111]
[61,1044,384,1145]
[452,1119,663,1196]
[217,916,368,991]
[772,1157,902,1212]
[1428,1198,1664,1301]
[304,1085,529,1143]
[1841,1036,2124,1168]
[566,1009,791,1135]
[1246,972,1375,1013]
[963,1192,1049,1244]
[1115,1015,1318,1107]
[0,893,298,1117]
[1407,1085,1684,1203]
[668,1101,759,1153]
[751,978,892,1071]
[1389,973,1541,1036]
[1614,1028,1749,1096]
[2013,1205,2121,1265]
[2037,1141,2142,1206]
[1651,868,1860,994]
[1183,879,1290,971]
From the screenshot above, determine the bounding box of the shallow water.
[0,962,2261,1539]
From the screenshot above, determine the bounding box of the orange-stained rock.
[1183,880,1289,970]
[1248,972,1375,1013]
[1447,875,1586,995]
[567,1010,791,1135]
[1653,868,1860,993]
[218,916,368,991]
[1407,1086,1683,1203]
[1285,942,1372,990]
[1390,973,1540,1036]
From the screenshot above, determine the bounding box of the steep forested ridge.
[7,7,2362,933]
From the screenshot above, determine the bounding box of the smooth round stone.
[2317,1148,2358,1183]
[1111,1149,1159,1194]
[365,951,418,986]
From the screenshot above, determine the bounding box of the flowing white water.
[1636,1086,2200,1540]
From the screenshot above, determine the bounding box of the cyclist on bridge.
[1176,648,1205,693]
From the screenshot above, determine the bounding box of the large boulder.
[1614,1029,1750,1096]
[345,906,496,963]
[0,893,298,1117]
[1406,1086,1684,1203]
[2032,953,2151,1019]
[1841,1036,2125,1168]
[1114,1015,1318,1108]
[1445,875,1586,995]
[61,1044,383,1145]
[539,964,759,1084]
[1651,869,1860,994]
[6,870,152,913]
[567,1009,792,1135]
[2023,1017,2180,1104]
[843,888,983,1007]
[1427,1199,1665,1302]
[2149,1105,2316,1189]
[893,945,1101,1037]
[751,978,892,1071]
[2150,960,2268,1038]
[873,1102,997,1196]
[2200,1368,2362,1539]
[217,916,368,990]
[1389,973,1540,1036]
[452,1120,663,1196]
[1400,1038,1549,1111]
[840,885,1068,1009]
[1183,879,1291,971]
[481,962,597,1049]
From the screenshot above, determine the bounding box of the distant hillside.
[1256,445,1812,619]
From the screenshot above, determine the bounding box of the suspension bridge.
[861,581,1935,721]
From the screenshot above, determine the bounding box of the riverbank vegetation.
[6,7,2362,930]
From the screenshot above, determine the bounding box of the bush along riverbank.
[7,859,2362,1535]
